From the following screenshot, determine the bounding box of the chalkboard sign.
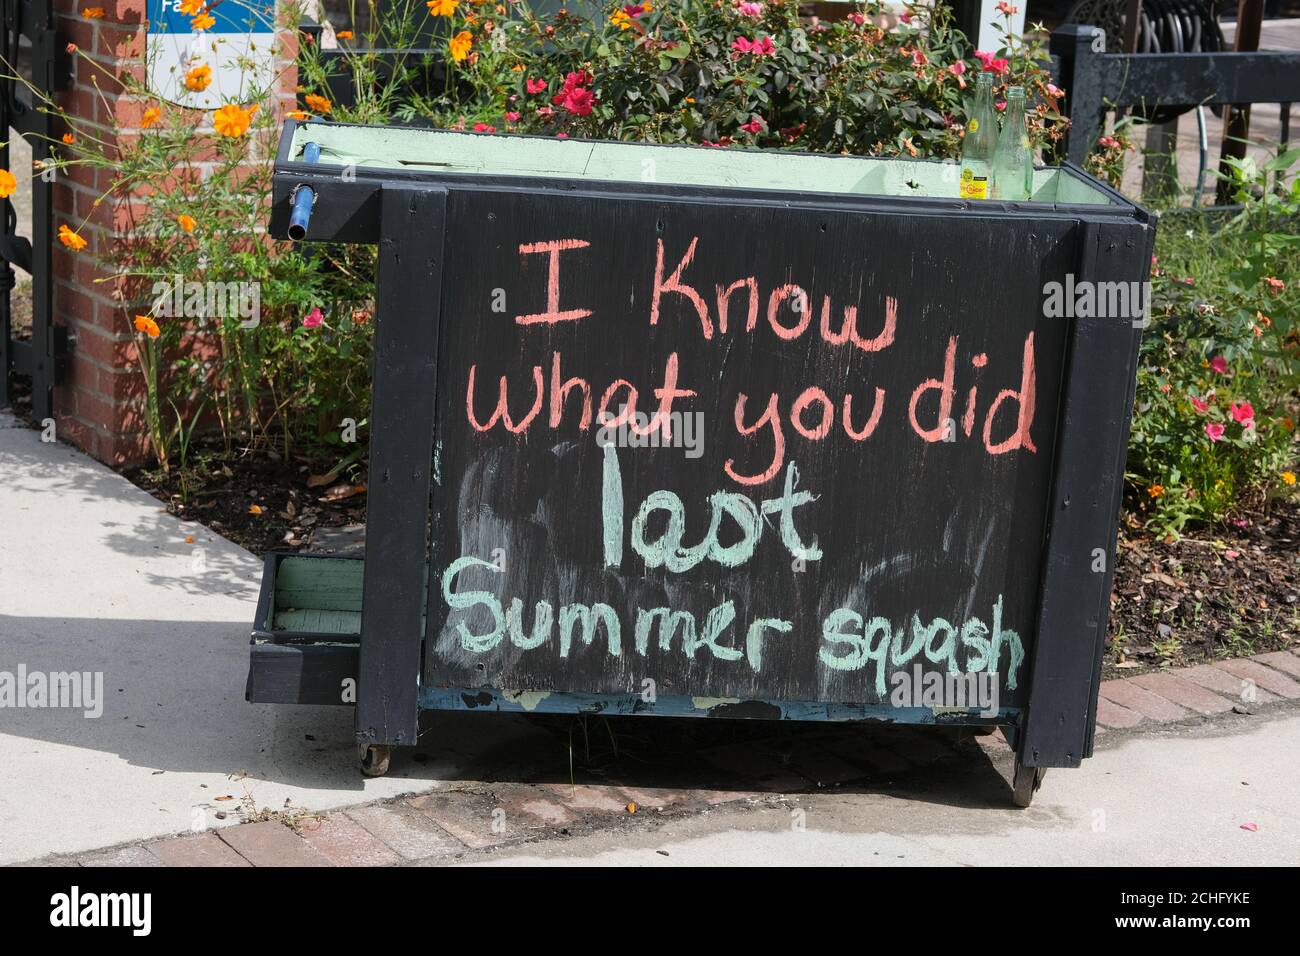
[260,120,1154,782]
[425,193,1080,708]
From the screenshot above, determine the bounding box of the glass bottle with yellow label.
[959,73,997,200]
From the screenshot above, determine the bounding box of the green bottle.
[959,73,997,200]
[992,86,1033,201]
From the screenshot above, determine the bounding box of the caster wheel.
[360,744,391,778]
[1011,758,1045,808]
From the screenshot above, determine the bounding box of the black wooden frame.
[265,120,1154,768]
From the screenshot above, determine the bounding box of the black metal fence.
[0,0,68,421]
[1052,22,1300,166]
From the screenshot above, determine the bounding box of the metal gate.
[0,0,69,421]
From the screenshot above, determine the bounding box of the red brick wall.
[51,0,297,465]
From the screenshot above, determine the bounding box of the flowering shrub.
[1127,149,1300,534]
[302,0,1064,160]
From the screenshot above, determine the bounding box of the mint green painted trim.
[288,121,1120,206]
[274,554,364,618]
[274,607,362,634]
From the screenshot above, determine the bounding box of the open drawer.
[246,552,362,706]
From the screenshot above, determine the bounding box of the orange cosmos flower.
[134,315,160,338]
[0,169,15,198]
[427,0,458,15]
[141,106,162,128]
[185,64,212,91]
[191,11,215,30]
[58,224,87,251]
[304,93,331,114]
[177,214,196,233]
[62,133,76,144]
[82,7,105,18]
[213,103,253,137]
[285,110,309,120]
[179,0,204,13]
[449,30,472,62]
[336,30,353,39]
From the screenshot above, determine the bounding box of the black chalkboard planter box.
[250,119,1156,806]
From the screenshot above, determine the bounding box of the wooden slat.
[353,185,447,748]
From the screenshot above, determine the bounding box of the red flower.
[1209,355,1229,374]
[562,87,595,116]
[739,116,765,134]
[473,123,496,133]
[1190,395,1209,413]
[1205,422,1225,442]
[1231,402,1255,425]
[526,78,547,94]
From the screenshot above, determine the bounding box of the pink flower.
[739,116,765,134]
[1046,83,1063,98]
[1205,422,1225,442]
[987,57,1009,74]
[1190,395,1209,413]
[974,50,994,68]
[1209,355,1229,374]
[302,307,323,329]
[472,123,496,133]
[1231,402,1255,425]
[900,11,913,23]
[911,49,927,66]
[505,111,520,122]
[623,2,649,17]
[1264,276,1285,294]
[555,132,568,139]
[737,1,763,17]
[995,100,1006,111]
[732,35,775,56]
[526,78,547,94]
[1098,136,1119,148]
[536,105,554,118]
[947,60,966,76]
[847,12,865,24]
[996,2,1018,14]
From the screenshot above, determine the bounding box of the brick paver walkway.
[23,647,1298,867]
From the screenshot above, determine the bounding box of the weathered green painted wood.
[288,121,1119,206]
[274,607,362,635]
[274,555,364,614]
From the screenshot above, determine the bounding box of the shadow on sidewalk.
[1,609,1018,808]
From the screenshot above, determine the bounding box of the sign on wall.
[146,0,276,108]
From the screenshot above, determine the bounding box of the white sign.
[146,0,276,108]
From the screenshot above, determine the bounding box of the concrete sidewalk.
[0,411,538,865]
